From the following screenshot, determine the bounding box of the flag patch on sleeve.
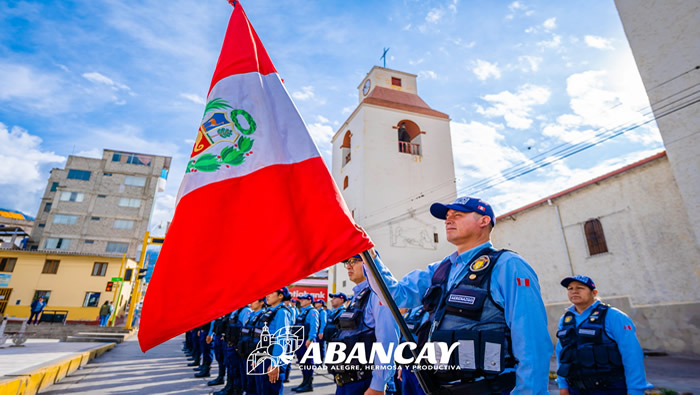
[624,325,632,330]
[516,277,530,286]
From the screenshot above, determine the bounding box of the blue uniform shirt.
[298,305,320,341]
[555,300,653,394]
[317,308,328,334]
[236,306,253,325]
[367,241,553,394]
[286,303,298,323]
[352,280,400,392]
[267,303,292,336]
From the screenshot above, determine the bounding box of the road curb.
[0,342,116,395]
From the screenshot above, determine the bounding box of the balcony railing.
[398,141,421,156]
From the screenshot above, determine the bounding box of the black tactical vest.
[253,304,290,344]
[213,314,228,336]
[419,247,515,383]
[557,303,625,385]
[327,286,376,373]
[405,306,427,335]
[225,308,245,344]
[323,306,346,341]
[295,306,313,340]
[238,308,265,357]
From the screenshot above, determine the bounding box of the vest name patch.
[340,312,354,319]
[448,294,476,305]
[578,328,596,336]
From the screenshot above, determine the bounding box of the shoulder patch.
[469,255,490,272]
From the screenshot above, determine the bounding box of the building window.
[60,191,85,202]
[85,240,94,244]
[42,259,60,274]
[434,233,439,243]
[44,202,52,212]
[584,218,608,256]
[118,198,141,208]
[53,214,78,225]
[112,153,122,162]
[67,169,91,181]
[92,262,108,276]
[124,268,133,281]
[396,120,422,156]
[124,176,146,187]
[113,152,152,166]
[83,292,101,307]
[50,182,59,192]
[38,223,45,228]
[0,257,17,272]
[45,238,70,250]
[104,172,112,176]
[343,176,349,190]
[106,242,129,253]
[391,77,402,87]
[34,290,51,304]
[341,131,352,167]
[91,217,100,221]
[114,219,135,229]
[97,194,107,198]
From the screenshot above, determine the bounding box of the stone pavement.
[0,339,109,376]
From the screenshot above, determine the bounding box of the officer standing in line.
[239,298,267,395]
[194,321,215,377]
[328,254,399,395]
[206,314,229,385]
[556,275,652,395]
[187,327,202,367]
[255,287,293,395]
[365,196,553,393]
[324,293,347,342]
[398,305,428,395]
[283,297,299,383]
[292,294,320,393]
[314,299,328,359]
[215,305,253,395]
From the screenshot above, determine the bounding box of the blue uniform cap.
[329,292,348,301]
[277,286,291,300]
[314,299,326,306]
[343,254,362,262]
[430,196,496,226]
[298,294,313,300]
[561,275,596,290]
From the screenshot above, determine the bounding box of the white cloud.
[543,17,557,30]
[292,86,316,101]
[419,70,438,80]
[450,121,529,177]
[341,106,353,115]
[75,148,102,159]
[584,35,614,50]
[409,58,424,65]
[472,59,502,81]
[179,93,205,105]
[307,122,334,166]
[0,62,72,113]
[402,23,412,31]
[82,71,132,92]
[517,55,542,72]
[508,1,525,12]
[0,123,65,213]
[537,34,562,49]
[426,8,444,23]
[316,115,330,123]
[448,0,459,14]
[476,84,551,129]
[149,193,176,237]
[81,124,180,158]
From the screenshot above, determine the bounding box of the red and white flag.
[138,3,372,352]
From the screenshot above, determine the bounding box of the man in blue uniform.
[324,293,347,343]
[254,287,293,395]
[206,314,229,384]
[239,298,266,395]
[194,321,215,377]
[399,305,429,395]
[314,299,328,360]
[556,275,652,395]
[214,305,253,395]
[328,254,399,395]
[292,294,320,393]
[283,297,298,383]
[365,196,553,393]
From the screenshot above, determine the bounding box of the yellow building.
[0,249,137,322]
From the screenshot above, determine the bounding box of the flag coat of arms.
[138,3,372,352]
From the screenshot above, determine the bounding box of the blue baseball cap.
[298,294,313,301]
[343,254,362,261]
[430,196,496,226]
[277,286,291,300]
[561,275,596,290]
[330,292,348,301]
[314,299,326,306]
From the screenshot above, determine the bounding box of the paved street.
[42,334,336,394]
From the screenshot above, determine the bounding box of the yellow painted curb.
[0,342,115,395]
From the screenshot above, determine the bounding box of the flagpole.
[361,250,439,395]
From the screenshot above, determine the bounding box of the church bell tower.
[330,66,457,293]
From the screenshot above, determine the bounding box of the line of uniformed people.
[180,196,653,395]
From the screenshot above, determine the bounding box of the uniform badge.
[468,274,477,280]
[590,318,596,322]
[469,256,490,272]
[564,316,573,323]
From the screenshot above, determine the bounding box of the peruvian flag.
[138,2,372,352]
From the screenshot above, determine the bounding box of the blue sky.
[0,0,663,235]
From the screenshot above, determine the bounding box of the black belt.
[568,375,626,391]
[436,372,516,395]
[334,370,372,387]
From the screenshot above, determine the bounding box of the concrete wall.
[0,250,136,321]
[493,155,700,306]
[615,0,700,250]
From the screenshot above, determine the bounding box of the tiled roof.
[363,86,449,119]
